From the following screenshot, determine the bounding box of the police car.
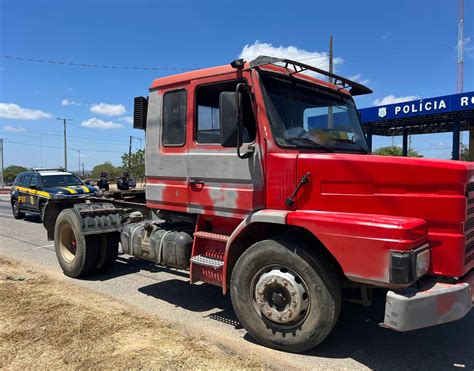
[11,168,97,221]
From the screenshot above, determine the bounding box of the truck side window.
[196,81,256,144]
[162,89,187,146]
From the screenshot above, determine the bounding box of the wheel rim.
[12,201,19,216]
[59,225,77,263]
[251,265,310,328]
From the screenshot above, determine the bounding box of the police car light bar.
[31,168,67,172]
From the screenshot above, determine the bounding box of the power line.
[1,38,455,74]
[68,122,135,138]
[4,140,124,153]
[3,129,132,144]
[0,55,196,71]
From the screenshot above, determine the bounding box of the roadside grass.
[0,258,265,369]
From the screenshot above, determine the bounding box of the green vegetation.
[373,146,423,158]
[90,162,122,180]
[3,165,28,184]
[121,149,145,182]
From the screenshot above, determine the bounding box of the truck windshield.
[260,73,369,153]
[41,174,84,188]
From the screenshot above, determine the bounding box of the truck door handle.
[190,179,205,187]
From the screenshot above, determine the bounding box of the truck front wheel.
[54,209,99,278]
[230,238,341,352]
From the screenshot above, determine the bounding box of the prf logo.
[378,107,387,118]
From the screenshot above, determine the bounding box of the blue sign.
[359,91,474,123]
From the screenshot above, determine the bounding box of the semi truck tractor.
[43,56,473,352]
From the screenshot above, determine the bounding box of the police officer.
[117,172,130,191]
[97,172,109,191]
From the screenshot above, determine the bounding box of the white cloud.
[239,41,343,78]
[464,36,474,59]
[0,103,51,120]
[349,74,370,85]
[81,117,123,129]
[90,102,126,116]
[74,152,88,158]
[373,95,421,106]
[119,116,133,124]
[61,99,78,106]
[3,125,26,133]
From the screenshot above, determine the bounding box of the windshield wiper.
[286,137,335,152]
[330,138,368,153]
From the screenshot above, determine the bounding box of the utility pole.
[0,138,4,189]
[56,118,73,170]
[457,0,464,94]
[328,35,334,129]
[128,135,132,173]
[82,163,85,178]
[71,149,81,175]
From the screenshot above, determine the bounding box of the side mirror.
[220,92,239,147]
[133,96,148,130]
[84,180,91,185]
[30,184,37,190]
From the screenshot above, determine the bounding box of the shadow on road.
[139,279,231,313]
[306,295,474,370]
[82,256,474,368]
[18,214,43,224]
[85,256,189,282]
[139,272,474,369]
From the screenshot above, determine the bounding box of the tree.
[373,146,423,158]
[460,144,471,161]
[91,162,121,180]
[3,165,28,184]
[121,149,145,181]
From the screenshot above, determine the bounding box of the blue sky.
[1,0,473,170]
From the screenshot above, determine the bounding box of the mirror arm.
[235,83,254,159]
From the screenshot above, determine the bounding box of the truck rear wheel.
[230,238,341,352]
[96,233,119,272]
[54,209,99,278]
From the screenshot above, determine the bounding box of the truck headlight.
[415,248,430,278]
[389,244,430,284]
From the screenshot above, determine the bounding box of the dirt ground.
[0,258,265,369]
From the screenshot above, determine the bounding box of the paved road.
[1,198,473,370]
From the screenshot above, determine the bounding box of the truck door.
[187,78,264,219]
[145,88,189,213]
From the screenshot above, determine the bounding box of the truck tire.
[230,238,341,353]
[54,208,100,278]
[12,199,25,219]
[96,233,119,272]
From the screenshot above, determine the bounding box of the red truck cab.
[47,56,473,352]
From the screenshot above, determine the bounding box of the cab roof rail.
[248,55,372,96]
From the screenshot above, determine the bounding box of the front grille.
[464,183,474,267]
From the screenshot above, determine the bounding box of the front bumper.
[383,271,473,331]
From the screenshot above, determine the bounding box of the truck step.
[190,255,224,269]
[193,231,229,243]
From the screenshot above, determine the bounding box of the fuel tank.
[121,221,194,269]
